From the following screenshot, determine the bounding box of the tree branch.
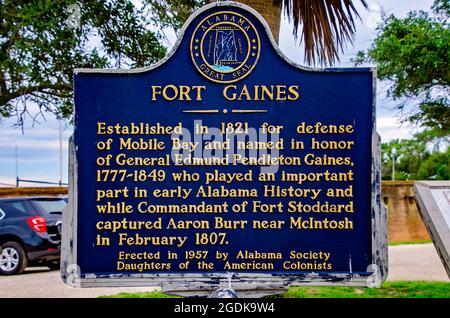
[2,83,72,106]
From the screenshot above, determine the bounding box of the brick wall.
[382,181,430,242]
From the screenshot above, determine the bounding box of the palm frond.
[283,0,368,65]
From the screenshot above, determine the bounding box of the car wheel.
[47,261,60,270]
[0,242,28,275]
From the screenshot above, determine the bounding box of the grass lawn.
[388,240,432,246]
[272,281,450,298]
[101,281,450,298]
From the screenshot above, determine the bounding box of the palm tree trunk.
[210,0,282,43]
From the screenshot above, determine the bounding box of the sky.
[0,0,435,187]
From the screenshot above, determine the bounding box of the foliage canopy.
[355,0,450,132]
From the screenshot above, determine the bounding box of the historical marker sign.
[62,2,387,294]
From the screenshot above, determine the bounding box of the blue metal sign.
[62,2,387,293]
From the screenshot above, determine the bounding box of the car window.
[10,201,27,213]
[31,199,67,215]
[0,201,35,217]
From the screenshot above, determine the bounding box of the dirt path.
[387,243,449,281]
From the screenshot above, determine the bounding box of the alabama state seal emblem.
[190,11,261,83]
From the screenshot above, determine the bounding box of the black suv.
[0,196,66,275]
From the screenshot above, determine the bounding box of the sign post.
[62,2,387,297]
